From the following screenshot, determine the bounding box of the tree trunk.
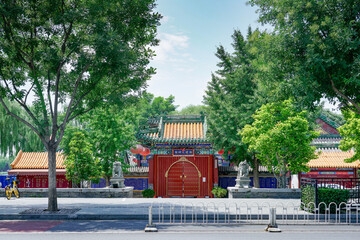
[278,175,286,188]
[48,147,58,211]
[278,168,287,188]
[252,156,260,188]
[105,175,110,187]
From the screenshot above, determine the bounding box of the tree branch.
[62,63,90,121]
[24,82,35,104]
[0,96,45,145]
[54,64,90,146]
[47,70,54,120]
[1,78,43,129]
[330,78,360,114]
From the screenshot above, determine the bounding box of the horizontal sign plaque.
[173,149,194,156]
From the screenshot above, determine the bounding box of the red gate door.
[167,161,183,197]
[183,161,200,197]
[166,158,201,197]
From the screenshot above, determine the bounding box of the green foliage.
[63,131,102,184]
[301,185,316,212]
[211,187,227,198]
[317,188,350,213]
[0,100,44,156]
[338,110,360,162]
[137,92,178,119]
[142,189,155,198]
[241,100,319,188]
[249,0,360,114]
[0,0,161,210]
[318,108,345,127]
[204,29,264,164]
[87,106,136,183]
[172,105,207,115]
[0,156,12,171]
[62,106,138,185]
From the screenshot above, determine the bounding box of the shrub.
[317,188,350,213]
[142,189,155,198]
[211,187,227,198]
[301,185,316,212]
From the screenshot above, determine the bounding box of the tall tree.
[172,105,207,115]
[338,110,360,162]
[62,131,102,186]
[87,106,137,186]
[204,29,264,187]
[0,100,43,156]
[241,100,319,188]
[250,0,360,113]
[0,0,160,211]
[138,92,178,118]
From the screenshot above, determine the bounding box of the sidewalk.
[0,198,301,221]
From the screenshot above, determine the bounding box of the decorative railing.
[148,201,360,225]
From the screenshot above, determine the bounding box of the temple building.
[136,115,218,197]
[8,150,70,188]
[299,114,360,181]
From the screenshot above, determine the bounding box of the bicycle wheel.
[5,186,11,200]
[14,186,20,198]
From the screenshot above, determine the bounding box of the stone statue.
[112,161,123,178]
[237,161,249,178]
[110,161,125,188]
[235,161,251,188]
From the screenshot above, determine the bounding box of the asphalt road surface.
[0,220,360,240]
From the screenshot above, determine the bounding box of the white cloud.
[153,33,189,62]
[160,15,170,24]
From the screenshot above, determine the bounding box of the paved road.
[0,197,304,220]
[0,221,359,240]
[1,197,358,240]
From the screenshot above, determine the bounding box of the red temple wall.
[152,154,214,198]
[17,174,70,188]
[315,118,339,134]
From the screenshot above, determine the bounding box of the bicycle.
[4,177,20,200]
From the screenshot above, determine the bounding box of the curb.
[0,213,149,221]
[1,213,358,221]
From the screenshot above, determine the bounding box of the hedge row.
[301,186,350,213]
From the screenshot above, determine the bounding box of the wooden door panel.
[183,162,200,197]
[167,161,183,196]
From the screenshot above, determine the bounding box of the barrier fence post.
[144,206,158,232]
[265,207,281,232]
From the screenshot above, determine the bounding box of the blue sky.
[147,0,266,110]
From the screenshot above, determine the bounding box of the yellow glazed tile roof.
[307,149,360,168]
[163,122,203,139]
[10,150,66,169]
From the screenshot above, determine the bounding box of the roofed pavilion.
[137,115,218,198]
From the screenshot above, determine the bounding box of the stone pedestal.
[110,177,125,188]
[227,188,301,199]
[110,161,125,188]
[235,177,251,188]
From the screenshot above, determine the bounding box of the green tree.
[0,100,43,156]
[63,131,102,186]
[172,105,207,115]
[0,156,12,172]
[241,100,319,188]
[338,110,360,162]
[88,107,137,186]
[249,0,360,114]
[0,0,160,211]
[204,29,264,187]
[138,92,178,118]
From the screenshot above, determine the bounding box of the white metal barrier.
[149,201,360,225]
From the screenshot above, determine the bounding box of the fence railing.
[301,178,360,205]
[149,201,360,225]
